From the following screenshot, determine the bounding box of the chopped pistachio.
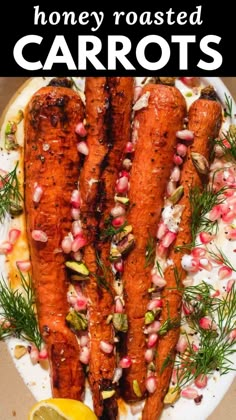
[113,225,133,243]
[114,195,130,205]
[116,233,135,255]
[101,389,116,399]
[66,309,88,331]
[163,387,180,404]
[191,152,209,175]
[65,261,89,276]
[133,379,142,397]
[145,311,155,325]
[169,185,184,204]
[110,247,122,262]
[14,345,27,359]
[148,362,156,372]
[112,313,128,332]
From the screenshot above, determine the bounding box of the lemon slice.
[28,398,97,420]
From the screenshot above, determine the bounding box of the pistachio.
[113,225,133,243]
[163,387,180,404]
[148,362,156,372]
[15,109,24,124]
[191,152,209,175]
[132,379,142,397]
[114,195,130,205]
[110,247,122,262]
[112,313,128,332]
[65,261,89,276]
[9,201,23,216]
[70,274,89,282]
[14,345,27,359]
[66,309,88,331]
[145,311,155,325]
[116,233,135,255]
[101,389,116,399]
[169,185,184,204]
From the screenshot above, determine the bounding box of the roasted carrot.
[142,86,223,420]
[120,83,187,402]
[24,83,85,399]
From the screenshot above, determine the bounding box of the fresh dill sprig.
[145,233,156,268]
[175,282,236,388]
[100,219,128,241]
[190,183,227,242]
[156,260,164,277]
[0,272,42,349]
[224,93,233,118]
[95,251,113,296]
[207,245,236,272]
[182,281,219,321]
[158,302,180,336]
[214,127,236,161]
[0,162,23,222]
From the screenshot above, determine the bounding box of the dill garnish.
[207,246,236,272]
[100,218,128,241]
[0,162,23,222]
[145,233,156,268]
[214,127,236,161]
[190,183,227,242]
[174,282,236,388]
[95,251,113,296]
[224,93,233,118]
[0,272,42,349]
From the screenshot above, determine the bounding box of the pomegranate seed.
[29,346,39,364]
[199,231,214,244]
[147,298,163,311]
[133,86,142,103]
[112,216,125,228]
[75,122,87,137]
[176,143,187,157]
[114,259,124,273]
[100,340,114,354]
[226,228,236,240]
[31,230,48,242]
[72,251,82,261]
[72,221,83,237]
[61,236,73,254]
[179,77,199,87]
[144,321,161,334]
[199,258,212,271]
[166,180,176,196]
[176,335,188,353]
[192,343,199,352]
[191,247,206,258]
[0,241,13,254]
[115,176,129,193]
[144,348,154,363]
[77,141,89,155]
[170,166,181,182]
[181,255,199,272]
[182,302,193,315]
[208,205,222,221]
[147,333,158,348]
[181,387,199,399]
[71,236,87,252]
[110,205,125,218]
[162,231,177,248]
[70,189,81,209]
[222,138,231,149]
[112,367,123,383]
[156,222,168,240]
[228,329,236,342]
[8,228,21,244]
[39,346,48,360]
[33,185,43,203]
[176,129,194,142]
[194,374,208,389]
[79,346,90,364]
[71,208,80,220]
[199,317,216,330]
[173,154,183,165]
[211,289,220,298]
[222,210,235,223]
[122,158,132,170]
[156,243,168,258]
[145,376,157,393]
[151,274,166,288]
[226,279,235,292]
[80,332,89,347]
[16,260,31,272]
[218,265,232,279]
[119,356,132,368]
[124,142,134,153]
[74,296,87,311]
[115,297,124,313]
[119,170,130,179]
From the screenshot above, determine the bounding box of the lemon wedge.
[28,398,97,420]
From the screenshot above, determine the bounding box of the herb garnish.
[95,251,113,296]
[100,218,128,241]
[145,233,156,268]
[224,93,233,118]
[207,246,236,272]
[214,127,236,161]
[0,162,23,222]
[0,272,42,349]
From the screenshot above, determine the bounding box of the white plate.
[0,77,236,420]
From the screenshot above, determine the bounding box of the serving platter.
[0,76,236,420]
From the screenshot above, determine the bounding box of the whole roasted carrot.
[142,86,223,419]
[80,77,134,418]
[24,83,85,399]
[120,82,187,402]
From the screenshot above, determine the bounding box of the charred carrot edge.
[24,85,85,399]
[142,86,223,420]
[120,83,187,403]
